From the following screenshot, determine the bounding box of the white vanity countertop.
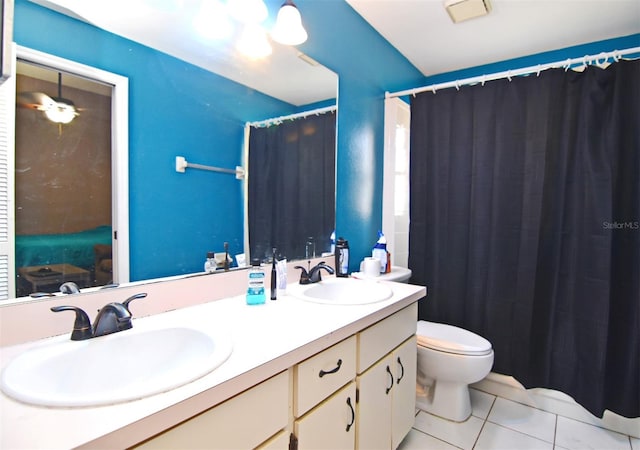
[0,279,425,450]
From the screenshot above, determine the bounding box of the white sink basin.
[0,325,232,407]
[291,277,394,305]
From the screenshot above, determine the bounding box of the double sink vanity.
[0,262,425,449]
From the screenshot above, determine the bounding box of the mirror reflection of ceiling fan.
[17,72,80,124]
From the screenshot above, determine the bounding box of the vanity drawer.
[357,302,417,373]
[294,334,357,417]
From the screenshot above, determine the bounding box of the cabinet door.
[391,336,417,449]
[295,382,356,450]
[356,354,393,450]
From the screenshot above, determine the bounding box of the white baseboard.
[471,372,639,439]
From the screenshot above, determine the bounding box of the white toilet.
[379,267,494,421]
[415,321,494,422]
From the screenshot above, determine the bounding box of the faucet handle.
[294,265,311,285]
[122,292,147,312]
[51,306,93,341]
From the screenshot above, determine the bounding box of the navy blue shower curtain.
[409,60,639,418]
[248,112,336,262]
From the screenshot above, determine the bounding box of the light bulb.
[271,1,307,46]
[44,100,77,124]
[237,24,272,59]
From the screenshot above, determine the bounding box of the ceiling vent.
[444,0,491,23]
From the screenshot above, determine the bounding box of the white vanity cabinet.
[356,303,418,450]
[292,302,418,450]
[134,371,289,450]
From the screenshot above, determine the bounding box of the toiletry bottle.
[372,231,388,274]
[270,248,277,301]
[330,230,336,254]
[246,258,266,305]
[335,237,350,277]
[305,237,315,259]
[204,251,216,273]
[386,250,392,274]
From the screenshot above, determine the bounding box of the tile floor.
[398,388,640,450]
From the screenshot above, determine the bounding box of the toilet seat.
[417,321,492,356]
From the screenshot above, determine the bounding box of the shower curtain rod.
[248,105,337,128]
[386,46,640,99]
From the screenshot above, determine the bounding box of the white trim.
[0,43,16,300]
[242,123,250,262]
[382,97,410,268]
[386,47,640,99]
[15,46,130,285]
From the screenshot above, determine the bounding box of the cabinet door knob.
[385,365,394,394]
[319,359,342,378]
[396,356,405,384]
[346,397,355,432]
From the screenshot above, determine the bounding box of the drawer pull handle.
[385,365,393,394]
[319,359,342,378]
[346,397,355,432]
[397,356,405,384]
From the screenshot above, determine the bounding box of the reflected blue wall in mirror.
[14,0,314,281]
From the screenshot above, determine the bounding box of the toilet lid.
[416,321,493,356]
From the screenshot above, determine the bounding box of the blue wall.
[14,0,301,280]
[14,0,640,277]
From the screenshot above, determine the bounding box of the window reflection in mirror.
[14,61,114,296]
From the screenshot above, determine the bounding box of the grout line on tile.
[472,396,496,449]
[411,427,465,450]
[553,413,558,448]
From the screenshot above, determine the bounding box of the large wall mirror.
[2,0,337,301]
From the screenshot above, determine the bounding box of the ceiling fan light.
[271,1,307,46]
[44,99,78,124]
[227,0,268,24]
[237,25,272,59]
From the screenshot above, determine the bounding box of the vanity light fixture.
[271,0,308,46]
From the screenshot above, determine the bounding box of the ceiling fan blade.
[16,92,56,111]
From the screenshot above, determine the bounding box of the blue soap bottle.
[246,258,266,305]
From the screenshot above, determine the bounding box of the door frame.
[13,46,129,291]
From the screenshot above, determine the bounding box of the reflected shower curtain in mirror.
[248,111,336,262]
[409,60,639,418]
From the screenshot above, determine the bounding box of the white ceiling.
[28,0,639,103]
[29,0,339,106]
[347,0,640,76]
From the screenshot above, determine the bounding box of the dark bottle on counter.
[335,237,350,277]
